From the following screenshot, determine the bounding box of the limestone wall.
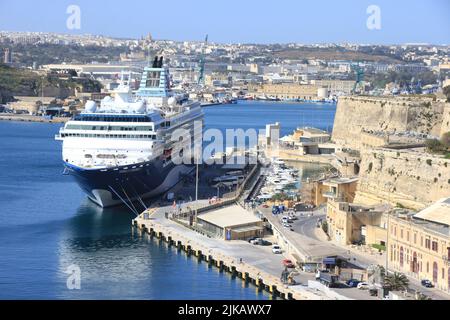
[354,148,450,210]
[332,96,449,149]
[441,105,450,137]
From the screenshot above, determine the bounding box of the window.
[413,233,417,244]
[407,231,410,241]
[401,229,403,239]
[432,241,438,252]
[425,238,431,249]
[146,71,161,88]
[400,247,404,268]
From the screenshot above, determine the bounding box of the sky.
[0,0,449,45]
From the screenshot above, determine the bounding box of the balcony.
[323,191,337,199]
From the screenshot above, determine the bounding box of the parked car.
[281,216,293,223]
[272,245,282,254]
[260,240,272,246]
[346,279,361,287]
[282,259,295,268]
[421,279,434,288]
[250,238,263,245]
[357,282,370,290]
[248,237,257,243]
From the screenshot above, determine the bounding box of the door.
[433,262,438,283]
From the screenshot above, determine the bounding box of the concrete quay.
[132,207,331,300]
[0,114,69,123]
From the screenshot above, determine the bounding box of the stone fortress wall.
[332,96,450,210]
[354,148,450,210]
[332,96,449,150]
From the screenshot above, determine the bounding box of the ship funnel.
[153,56,158,68]
[158,56,163,68]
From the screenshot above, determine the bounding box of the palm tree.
[384,272,409,291]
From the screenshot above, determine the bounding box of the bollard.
[230,266,237,277]
[177,241,182,251]
[244,272,250,283]
[255,278,264,290]
[287,292,293,300]
[186,245,192,256]
[208,256,214,267]
[270,285,278,298]
[167,236,173,246]
[280,292,286,300]
[197,250,203,261]
[219,261,224,272]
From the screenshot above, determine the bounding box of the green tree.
[384,272,409,291]
[321,221,328,234]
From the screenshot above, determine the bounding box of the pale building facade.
[387,198,450,293]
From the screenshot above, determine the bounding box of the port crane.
[351,64,365,94]
[197,34,208,86]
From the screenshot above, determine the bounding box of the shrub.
[321,221,328,234]
[426,139,444,153]
[426,159,432,166]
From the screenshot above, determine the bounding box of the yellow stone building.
[387,198,450,293]
[326,199,388,246]
[302,176,358,207]
[248,83,319,100]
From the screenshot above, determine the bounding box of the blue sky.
[0,0,449,44]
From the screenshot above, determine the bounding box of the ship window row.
[74,115,152,122]
[61,133,156,139]
[66,124,154,131]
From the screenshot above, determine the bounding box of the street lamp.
[195,145,200,226]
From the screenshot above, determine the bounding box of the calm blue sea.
[0,101,335,299]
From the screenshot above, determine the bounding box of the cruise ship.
[56,57,204,208]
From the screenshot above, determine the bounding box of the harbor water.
[0,101,335,299]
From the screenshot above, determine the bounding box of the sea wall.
[332,96,449,149]
[354,148,450,210]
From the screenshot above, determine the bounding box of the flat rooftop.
[197,205,262,229]
[324,176,359,185]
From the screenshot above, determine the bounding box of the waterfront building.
[387,198,450,293]
[279,127,337,155]
[310,80,355,95]
[196,205,264,240]
[248,83,319,100]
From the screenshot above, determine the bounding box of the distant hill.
[273,48,404,64]
[0,64,102,103]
